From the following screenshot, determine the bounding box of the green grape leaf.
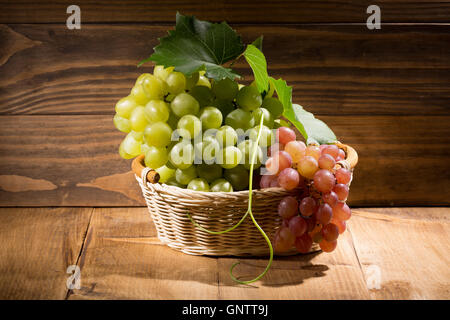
[244,44,269,93]
[269,77,337,144]
[251,36,263,51]
[139,12,244,81]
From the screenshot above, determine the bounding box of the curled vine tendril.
[187,113,273,284]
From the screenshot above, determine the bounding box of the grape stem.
[187,113,273,285]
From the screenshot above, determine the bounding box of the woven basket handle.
[131,143,358,185]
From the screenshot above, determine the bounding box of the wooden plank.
[67,207,219,300]
[0,207,92,299]
[0,115,449,206]
[217,230,371,299]
[348,208,450,299]
[1,1,450,23]
[1,24,450,116]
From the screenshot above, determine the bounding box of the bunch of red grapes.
[260,127,352,254]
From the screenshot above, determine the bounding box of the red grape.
[278,196,299,219]
[322,191,338,207]
[288,216,307,237]
[276,127,296,145]
[268,143,284,157]
[321,223,339,241]
[284,140,306,163]
[312,230,323,243]
[332,202,351,221]
[305,216,317,232]
[278,168,300,190]
[269,178,280,188]
[266,151,292,175]
[305,145,321,160]
[322,145,339,159]
[335,168,351,184]
[318,154,336,170]
[295,233,313,254]
[316,203,333,225]
[274,226,295,252]
[338,148,346,160]
[297,156,318,179]
[299,196,317,217]
[260,174,277,188]
[319,239,337,252]
[333,183,349,201]
[313,169,336,193]
[331,218,346,234]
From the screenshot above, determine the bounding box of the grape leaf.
[244,45,269,93]
[139,12,244,80]
[251,36,263,51]
[269,77,337,145]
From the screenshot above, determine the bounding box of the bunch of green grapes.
[113,65,285,192]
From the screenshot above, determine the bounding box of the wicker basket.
[132,143,358,256]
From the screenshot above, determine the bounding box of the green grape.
[165,93,176,102]
[153,65,174,81]
[189,86,213,107]
[129,106,148,132]
[216,125,238,146]
[113,114,131,133]
[225,108,254,130]
[135,73,152,86]
[130,84,149,105]
[165,177,185,188]
[119,140,135,159]
[144,100,170,123]
[187,178,210,192]
[122,132,141,156]
[218,146,242,169]
[201,135,221,164]
[252,108,274,129]
[144,122,172,147]
[249,125,274,147]
[262,97,283,118]
[175,165,197,185]
[145,146,168,169]
[196,163,223,183]
[167,113,179,130]
[197,75,211,88]
[212,78,238,100]
[155,165,175,183]
[141,74,166,100]
[140,143,151,155]
[211,99,235,120]
[177,115,202,139]
[210,178,233,192]
[130,130,144,141]
[274,118,290,129]
[236,86,262,111]
[170,93,200,117]
[168,141,194,169]
[237,140,263,170]
[199,107,223,130]
[166,72,186,95]
[185,72,200,90]
[115,96,138,118]
[224,165,249,191]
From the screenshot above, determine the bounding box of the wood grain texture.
[1,0,450,23]
[67,207,219,300]
[1,24,450,116]
[0,207,442,300]
[0,115,448,206]
[0,207,92,299]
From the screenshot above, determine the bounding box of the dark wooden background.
[0,1,449,206]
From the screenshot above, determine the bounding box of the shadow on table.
[218,251,328,287]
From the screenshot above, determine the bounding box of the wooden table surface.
[0,207,448,300]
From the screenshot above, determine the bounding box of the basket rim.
[132,142,358,195]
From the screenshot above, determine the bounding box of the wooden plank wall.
[0,1,449,206]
